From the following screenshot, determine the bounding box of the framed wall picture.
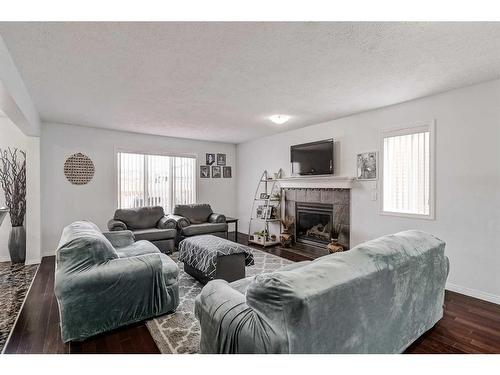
[200,165,210,178]
[223,166,232,178]
[206,153,215,165]
[212,166,221,178]
[357,151,378,180]
[217,153,226,166]
[256,205,264,218]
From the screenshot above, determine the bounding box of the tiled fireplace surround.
[283,188,351,249]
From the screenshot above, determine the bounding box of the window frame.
[114,147,199,212]
[379,121,436,220]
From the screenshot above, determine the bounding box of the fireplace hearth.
[295,202,333,246]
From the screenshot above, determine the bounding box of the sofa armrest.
[208,213,226,223]
[102,230,135,248]
[166,214,190,228]
[107,219,127,231]
[195,279,282,353]
[157,215,177,229]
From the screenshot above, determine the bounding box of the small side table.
[225,217,239,243]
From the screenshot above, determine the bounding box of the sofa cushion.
[174,204,213,224]
[116,240,161,258]
[133,228,177,241]
[181,222,228,236]
[114,206,165,229]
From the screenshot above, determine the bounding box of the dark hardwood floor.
[4,232,500,354]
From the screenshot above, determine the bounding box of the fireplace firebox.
[295,202,333,246]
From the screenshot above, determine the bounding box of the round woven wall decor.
[64,152,95,185]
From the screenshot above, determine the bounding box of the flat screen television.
[291,139,334,176]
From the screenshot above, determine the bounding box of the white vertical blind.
[383,129,430,216]
[117,152,196,212]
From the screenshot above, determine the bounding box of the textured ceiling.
[1,22,500,144]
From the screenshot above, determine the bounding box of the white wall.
[0,115,41,263]
[237,79,500,303]
[0,36,40,136]
[41,122,237,255]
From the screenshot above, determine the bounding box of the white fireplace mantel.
[276,176,355,189]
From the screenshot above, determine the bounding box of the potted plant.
[0,148,26,263]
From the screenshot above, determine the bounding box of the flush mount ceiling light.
[269,114,291,125]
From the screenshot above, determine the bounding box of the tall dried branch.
[0,147,26,226]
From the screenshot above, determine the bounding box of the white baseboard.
[25,257,41,265]
[0,256,41,264]
[42,250,55,258]
[446,282,500,305]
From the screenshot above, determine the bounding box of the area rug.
[146,248,293,354]
[0,261,38,353]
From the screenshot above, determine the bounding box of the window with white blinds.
[382,125,434,218]
[117,152,196,213]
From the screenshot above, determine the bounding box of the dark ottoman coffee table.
[178,234,254,284]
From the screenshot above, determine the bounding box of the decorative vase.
[8,225,26,263]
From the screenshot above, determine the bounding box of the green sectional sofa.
[54,221,179,342]
[195,230,449,353]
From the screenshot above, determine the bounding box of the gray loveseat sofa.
[55,221,179,342]
[108,206,177,253]
[195,230,449,353]
[168,204,228,240]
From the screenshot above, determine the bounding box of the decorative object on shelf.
[212,166,221,178]
[200,165,210,178]
[206,153,215,165]
[327,240,344,254]
[256,205,265,219]
[63,152,95,185]
[223,166,232,178]
[216,153,226,166]
[248,170,281,247]
[265,206,278,219]
[0,148,27,263]
[250,229,269,245]
[357,151,377,180]
[272,191,282,200]
[256,204,278,220]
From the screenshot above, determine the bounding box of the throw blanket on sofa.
[55,221,179,342]
[178,235,254,278]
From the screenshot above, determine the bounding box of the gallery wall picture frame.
[206,153,216,165]
[216,153,226,166]
[223,166,232,178]
[212,166,221,178]
[357,151,378,180]
[200,165,210,178]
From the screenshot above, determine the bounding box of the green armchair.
[55,221,179,342]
